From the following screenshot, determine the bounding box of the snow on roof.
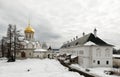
[66,53,71,55]
[34,48,47,52]
[71,55,78,58]
[18,37,24,41]
[84,41,96,45]
[32,42,36,45]
[61,33,113,48]
[24,40,29,44]
[113,54,120,57]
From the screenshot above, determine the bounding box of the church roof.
[34,48,47,52]
[61,33,113,48]
[24,25,35,33]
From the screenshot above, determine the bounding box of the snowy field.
[0,58,84,77]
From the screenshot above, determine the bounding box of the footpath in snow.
[0,59,84,77]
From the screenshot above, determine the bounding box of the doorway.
[21,51,26,58]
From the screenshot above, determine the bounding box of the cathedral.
[16,22,48,59]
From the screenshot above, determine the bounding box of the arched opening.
[21,51,26,58]
[48,54,50,58]
[106,61,109,65]
[97,61,100,65]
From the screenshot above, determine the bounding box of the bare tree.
[0,24,23,62]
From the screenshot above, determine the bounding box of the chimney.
[73,38,75,41]
[83,32,85,36]
[76,36,78,39]
[94,28,97,37]
[71,39,72,42]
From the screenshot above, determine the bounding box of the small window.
[97,61,100,65]
[106,61,109,65]
[75,42,79,45]
[93,60,95,63]
[29,53,31,55]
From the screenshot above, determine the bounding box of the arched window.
[105,48,110,57]
[96,48,101,57]
[28,43,33,48]
[21,51,26,58]
[106,61,109,65]
[29,34,31,38]
[29,53,31,56]
[97,61,100,65]
[31,34,33,39]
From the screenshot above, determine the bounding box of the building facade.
[60,29,113,68]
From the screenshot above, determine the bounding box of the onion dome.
[24,25,35,33]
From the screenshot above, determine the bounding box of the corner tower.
[24,20,35,41]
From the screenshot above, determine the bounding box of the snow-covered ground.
[0,58,84,77]
[89,67,120,77]
[70,64,119,77]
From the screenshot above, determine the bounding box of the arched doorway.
[48,54,50,58]
[21,51,26,58]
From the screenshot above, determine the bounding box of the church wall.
[24,50,34,58]
[33,52,46,59]
[16,50,34,58]
[16,52,21,58]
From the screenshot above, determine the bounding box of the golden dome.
[24,25,35,33]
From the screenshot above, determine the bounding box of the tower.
[24,20,35,41]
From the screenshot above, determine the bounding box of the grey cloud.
[34,24,61,41]
[0,0,120,48]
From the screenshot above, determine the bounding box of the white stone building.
[60,29,113,68]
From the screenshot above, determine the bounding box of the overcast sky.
[0,0,120,49]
